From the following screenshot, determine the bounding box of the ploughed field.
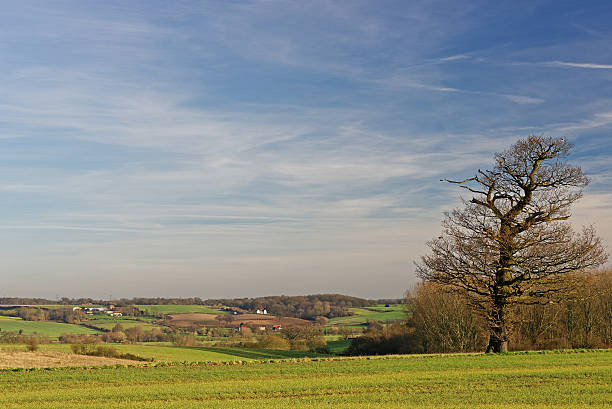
[0,350,609,408]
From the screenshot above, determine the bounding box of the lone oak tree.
[416,136,608,352]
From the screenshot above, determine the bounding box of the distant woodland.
[0,294,391,320]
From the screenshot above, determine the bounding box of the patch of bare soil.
[232,314,275,320]
[0,351,140,369]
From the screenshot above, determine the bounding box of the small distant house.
[256,309,261,314]
[263,309,267,315]
[105,310,122,317]
[84,306,107,314]
[72,307,82,311]
[272,325,282,331]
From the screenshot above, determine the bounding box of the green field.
[136,305,227,315]
[328,305,406,326]
[0,350,609,408]
[0,321,100,338]
[327,339,351,354]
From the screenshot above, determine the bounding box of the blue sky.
[1,0,611,299]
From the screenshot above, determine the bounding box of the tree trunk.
[486,331,508,353]
[488,235,512,353]
[487,295,509,353]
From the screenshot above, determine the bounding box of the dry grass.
[0,350,139,369]
[168,313,218,321]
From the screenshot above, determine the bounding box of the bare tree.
[416,136,608,352]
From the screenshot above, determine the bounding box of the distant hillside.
[205,294,376,320]
[1,294,378,321]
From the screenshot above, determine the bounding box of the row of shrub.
[208,327,331,353]
[70,344,152,361]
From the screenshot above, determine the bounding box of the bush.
[281,327,327,352]
[345,324,415,355]
[0,332,50,346]
[256,335,291,350]
[408,283,487,353]
[173,334,200,346]
[70,344,152,361]
[101,331,126,343]
[59,333,100,344]
[25,337,39,352]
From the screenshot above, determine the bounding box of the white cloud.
[500,94,545,104]
[438,54,470,62]
[542,61,612,69]
[555,111,612,132]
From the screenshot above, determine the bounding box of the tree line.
[206,294,376,319]
[347,269,611,355]
[0,294,377,321]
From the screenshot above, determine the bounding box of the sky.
[0,0,611,300]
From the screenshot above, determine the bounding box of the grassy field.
[0,350,609,408]
[136,305,227,315]
[327,339,351,354]
[0,321,101,338]
[328,305,406,327]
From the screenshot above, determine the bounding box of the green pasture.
[328,306,406,326]
[0,321,100,338]
[327,339,351,354]
[367,304,406,312]
[136,305,227,315]
[0,350,610,408]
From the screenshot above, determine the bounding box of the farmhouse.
[83,307,107,314]
[106,310,122,317]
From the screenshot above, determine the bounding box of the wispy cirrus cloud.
[555,111,612,132]
[541,61,612,69]
[0,1,610,298]
[511,60,612,70]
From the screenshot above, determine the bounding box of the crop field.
[0,350,609,408]
[0,320,101,338]
[328,305,406,327]
[136,305,227,315]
